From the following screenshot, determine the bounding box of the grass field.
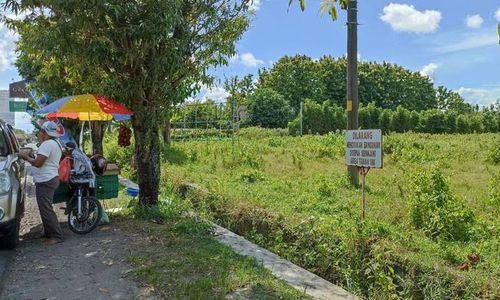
[153,128,500,299]
[103,197,309,299]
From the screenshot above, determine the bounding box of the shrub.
[238,127,289,139]
[408,166,475,241]
[390,106,411,133]
[378,109,392,134]
[488,140,500,165]
[489,171,500,206]
[246,88,291,128]
[239,169,267,183]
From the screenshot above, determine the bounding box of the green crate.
[95,175,119,200]
[52,175,119,203]
[53,183,70,204]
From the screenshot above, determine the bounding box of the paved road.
[0,175,153,300]
[0,249,14,291]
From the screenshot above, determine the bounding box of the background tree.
[4,0,251,205]
[317,56,346,107]
[224,74,254,120]
[6,18,109,154]
[258,55,438,112]
[246,88,291,128]
[436,86,473,114]
[258,55,322,115]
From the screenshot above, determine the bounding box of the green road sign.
[9,101,28,112]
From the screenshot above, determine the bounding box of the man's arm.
[21,153,48,168]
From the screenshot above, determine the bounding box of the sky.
[1,0,499,131]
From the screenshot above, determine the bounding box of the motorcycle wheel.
[67,196,102,234]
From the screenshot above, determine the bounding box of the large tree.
[436,86,473,114]
[258,55,322,115]
[4,0,251,205]
[246,88,291,128]
[257,55,437,112]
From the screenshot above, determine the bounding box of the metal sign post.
[346,129,383,221]
[359,167,370,220]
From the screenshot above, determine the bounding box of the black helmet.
[90,154,107,175]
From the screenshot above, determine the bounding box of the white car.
[0,121,27,249]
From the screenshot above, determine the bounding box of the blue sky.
[205,0,500,106]
[1,1,499,131]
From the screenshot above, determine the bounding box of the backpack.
[53,139,71,183]
[58,156,72,183]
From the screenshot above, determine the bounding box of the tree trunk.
[132,116,160,206]
[162,119,171,145]
[90,121,107,155]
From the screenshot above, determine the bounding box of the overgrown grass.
[104,196,309,299]
[151,130,500,299]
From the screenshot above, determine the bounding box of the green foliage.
[359,102,381,129]
[378,110,392,133]
[390,106,411,133]
[171,101,226,127]
[238,127,289,139]
[224,74,254,112]
[489,171,500,208]
[5,0,252,205]
[289,0,349,21]
[246,88,292,128]
[240,169,267,183]
[418,110,448,133]
[161,131,499,298]
[489,140,500,165]
[258,55,322,115]
[259,55,438,112]
[103,127,136,179]
[436,86,473,114]
[408,166,475,241]
[288,99,345,134]
[118,197,307,299]
[286,99,500,135]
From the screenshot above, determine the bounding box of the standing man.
[19,121,64,245]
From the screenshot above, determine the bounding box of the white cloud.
[200,86,229,103]
[458,87,500,107]
[241,53,264,67]
[434,33,497,53]
[466,14,483,29]
[248,0,260,12]
[495,7,500,21]
[380,3,442,33]
[231,52,264,68]
[0,21,18,72]
[420,63,438,80]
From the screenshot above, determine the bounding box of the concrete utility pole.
[347,0,359,186]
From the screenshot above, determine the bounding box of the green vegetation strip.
[147,130,498,299]
[106,202,308,299]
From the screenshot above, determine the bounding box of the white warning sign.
[346,129,383,168]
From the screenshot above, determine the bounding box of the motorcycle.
[63,143,103,234]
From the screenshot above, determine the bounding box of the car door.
[6,125,26,207]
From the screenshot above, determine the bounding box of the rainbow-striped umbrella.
[37,94,133,121]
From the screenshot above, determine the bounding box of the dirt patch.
[1,180,155,300]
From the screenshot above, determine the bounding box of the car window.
[7,125,19,152]
[0,130,9,156]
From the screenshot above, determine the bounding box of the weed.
[408,166,475,241]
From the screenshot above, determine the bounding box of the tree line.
[215,54,499,134]
[288,100,500,135]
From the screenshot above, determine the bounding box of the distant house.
[0,90,16,126]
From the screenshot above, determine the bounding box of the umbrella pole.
[79,121,84,151]
[89,120,93,154]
